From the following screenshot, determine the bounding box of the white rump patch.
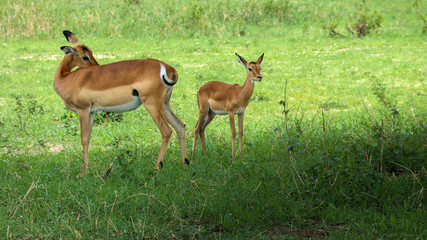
[160,63,174,86]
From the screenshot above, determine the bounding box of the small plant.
[93,112,124,124]
[60,109,123,136]
[278,81,307,156]
[252,94,269,102]
[367,73,397,112]
[347,0,383,37]
[321,0,382,38]
[278,80,291,116]
[319,99,348,110]
[27,99,44,115]
[124,0,140,4]
[412,0,427,34]
[106,134,140,177]
[320,12,345,37]
[11,94,26,132]
[262,0,291,22]
[60,108,78,136]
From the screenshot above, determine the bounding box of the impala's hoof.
[185,158,190,165]
[78,169,88,177]
[159,161,163,168]
[78,164,89,177]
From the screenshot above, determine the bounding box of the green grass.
[1,0,426,239]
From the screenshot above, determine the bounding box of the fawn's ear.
[63,30,79,44]
[257,53,264,65]
[235,53,248,68]
[60,46,76,55]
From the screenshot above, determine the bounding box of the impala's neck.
[240,74,255,101]
[54,55,75,81]
[54,55,79,96]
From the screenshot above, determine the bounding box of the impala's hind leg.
[143,99,172,170]
[192,107,208,158]
[163,88,189,166]
[199,110,215,154]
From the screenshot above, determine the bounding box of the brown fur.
[54,31,187,175]
[192,53,264,159]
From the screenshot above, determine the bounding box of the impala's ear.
[257,53,264,65]
[63,30,79,44]
[61,46,76,55]
[235,53,248,68]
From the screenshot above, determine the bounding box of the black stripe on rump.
[162,75,175,86]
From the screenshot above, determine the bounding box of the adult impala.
[192,53,264,159]
[54,30,188,175]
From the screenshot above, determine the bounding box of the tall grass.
[2,0,423,39]
[1,0,293,39]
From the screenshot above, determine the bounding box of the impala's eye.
[248,68,253,72]
[82,56,90,61]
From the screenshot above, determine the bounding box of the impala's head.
[236,53,264,82]
[60,30,99,68]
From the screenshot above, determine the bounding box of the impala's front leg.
[238,112,244,157]
[77,109,94,176]
[228,112,237,159]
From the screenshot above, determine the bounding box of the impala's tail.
[160,63,178,87]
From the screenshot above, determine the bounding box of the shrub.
[347,0,383,37]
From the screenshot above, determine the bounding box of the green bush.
[347,1,383,37]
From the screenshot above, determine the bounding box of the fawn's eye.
[248,67,253,72]
[82,56,90,61]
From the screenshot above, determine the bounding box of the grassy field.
[1,0,426,239]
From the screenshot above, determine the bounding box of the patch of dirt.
[268,223,329,239]
[47,142,64,153]
[211,226,233,234]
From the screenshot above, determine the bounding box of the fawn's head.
[236,53,264,82]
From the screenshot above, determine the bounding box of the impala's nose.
[257,76,263,81]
